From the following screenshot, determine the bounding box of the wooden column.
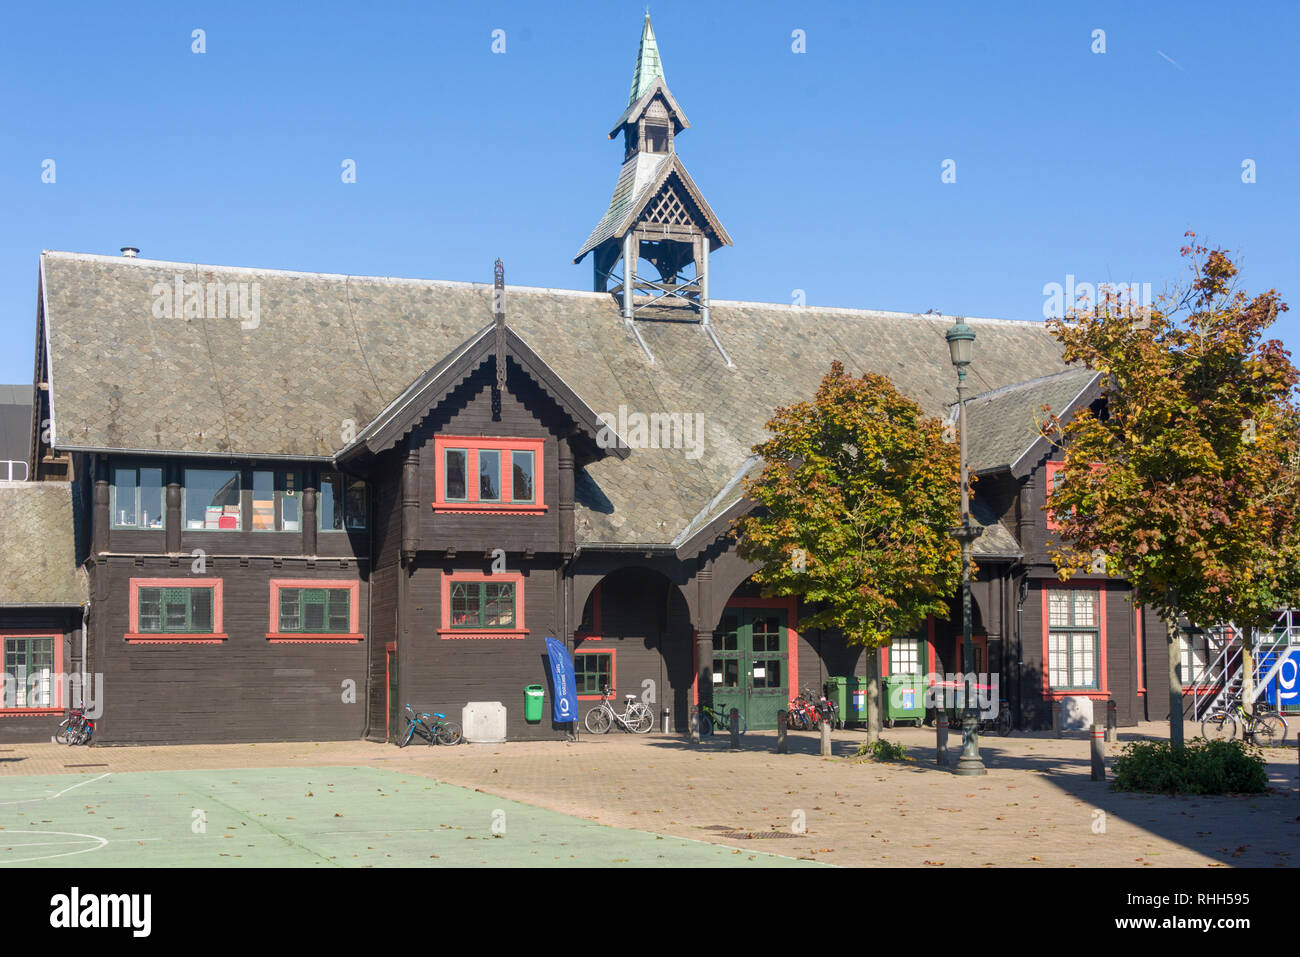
[695,565,715,709]
[558,437,575,558]
[302,476,318,557]
[165,465,181,555]
[92,455,109,557]
[402,446,419,563]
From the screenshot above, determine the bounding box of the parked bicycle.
[1200,700,1288,746]
[54,708,94,746]
[398,703,463,747]
[585,685,654,734]
[698,700,745,736]
[787,690,821,731]
[977,698,1013,736]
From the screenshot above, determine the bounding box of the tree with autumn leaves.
[734,361,963,730]
[1046,236,1300,747]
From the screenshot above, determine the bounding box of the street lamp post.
[945,318,987,777]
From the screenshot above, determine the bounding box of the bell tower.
[574,12,731,327]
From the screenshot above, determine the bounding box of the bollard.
[1106,700,1118,744]
[729,708,741,750]
[777,710,789,754]
[820,717,832,756]
[1090,723,1106,781]
[662,707,670,735]
[689,706,699,745]
[936,709,949,766]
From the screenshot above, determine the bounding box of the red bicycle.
[787,691,821,731]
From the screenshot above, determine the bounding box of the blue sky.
[1,0,1296,384]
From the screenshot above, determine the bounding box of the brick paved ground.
[1,722,1295,867]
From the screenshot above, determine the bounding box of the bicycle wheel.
[629,703,654,734]
[1201,713,1236,742]
[698,712,713,737]
[398,722,415,748]
[54,719,70,745]
[585,706,612,734]
[1253,713,1287,747]
[436,721,463,746]
[997,709,1013,737]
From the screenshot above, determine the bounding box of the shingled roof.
[0,482,86,607]
[959,367,1101,476]
[39,250,1074,547]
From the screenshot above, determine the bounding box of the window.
[112,466,164,529]
[127,578,226,642]
[185,468,241,530]
[1047,588,1099,690]
[575,651,614,697]
[3,636,57,710]
[138,587,213,633]
[432,436,545,513]
[319,472,368,531]
[890,636,921,675]
[253,470,301,532]
[1179,632,1222,686]
[439,572,527,639]
[267,580,363,641]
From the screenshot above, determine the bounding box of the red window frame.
[575,647,617,701]
[0,629,64,716]
[431,435,546,515]
[127,577,227,643]
[1040,580,1109,698]
[439,571,528,639]
[267,579,364,643]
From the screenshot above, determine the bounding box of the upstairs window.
[319,473,368,531]
[432,436,545,514]
[184,468,241,531]
[112,465,164,529]
[253,470,301,532]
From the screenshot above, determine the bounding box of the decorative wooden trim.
[0,630,64,711]
[1040,580,1108,697]
[439,570,527,637]
[575,647,617,701]
[267,578,362,639]
[127,577,225,640]
[431,435,546,513]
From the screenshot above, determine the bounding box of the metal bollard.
[729,708,741,750]
[777,710,788,754]
[1090,723,1106,781]
[936,709,949,766]
[662,707,670,735]
[820,718,831,756]
[689,706,699,745]
[1106,700,1118,744]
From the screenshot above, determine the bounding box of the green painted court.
[0,767,816,867]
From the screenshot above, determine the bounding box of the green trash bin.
[883,674,925,728]
[524,684,545,723]
[824,676,850,728]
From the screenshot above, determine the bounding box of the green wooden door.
[711,608,788,730]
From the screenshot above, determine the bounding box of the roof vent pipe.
[120,247,139,258]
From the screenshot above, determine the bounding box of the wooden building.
[5,14,1183,745]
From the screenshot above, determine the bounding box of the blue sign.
[545,636,579,724]
[1263,649,1300,712]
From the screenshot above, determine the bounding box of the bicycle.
[1200,700,1288,746]
[55,708,94,746]
[699,701,746,736]
[977,698,1013,736]
[398,703,463,747]
[584,685,654,734]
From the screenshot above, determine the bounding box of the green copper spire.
[628,11,664,106]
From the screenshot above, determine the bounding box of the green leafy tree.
[734,361,963,727]
[1046,236,1300,746]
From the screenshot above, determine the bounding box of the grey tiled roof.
[573,152,670,262]
[0,482,86,606]
[40,251,1074,547]
[960,368,1100,474]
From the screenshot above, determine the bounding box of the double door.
[711,608,788,730]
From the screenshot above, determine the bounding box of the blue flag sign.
[545,636,579,724]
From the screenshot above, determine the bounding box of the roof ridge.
[964,366,1097,403]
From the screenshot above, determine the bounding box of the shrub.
[856,738,910,762]
[1111,738,1268,795]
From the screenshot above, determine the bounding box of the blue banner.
[545,636,579,724]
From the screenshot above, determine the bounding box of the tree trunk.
[1240,625,1255,724]
[865,648,882,742]
[1167,612,1184,749]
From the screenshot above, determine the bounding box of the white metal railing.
[1,460,28,482]
[1193,610,1299,719]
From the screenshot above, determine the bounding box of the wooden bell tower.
[574,12,732,326]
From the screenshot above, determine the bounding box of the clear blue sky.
[1,0,1296,384]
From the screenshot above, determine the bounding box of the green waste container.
[883,673,925,727]
[524,684,545,723]
[824,676,850,728]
